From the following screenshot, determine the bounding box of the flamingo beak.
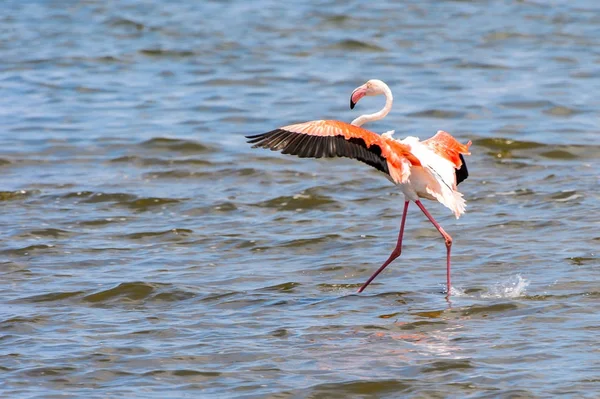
[350,85,367,109]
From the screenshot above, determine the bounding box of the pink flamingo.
[247,79,471,296]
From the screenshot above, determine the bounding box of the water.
[1,0,600,397]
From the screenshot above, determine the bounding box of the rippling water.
[2,1,600,398]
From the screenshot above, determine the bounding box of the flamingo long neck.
[351,84,393,127]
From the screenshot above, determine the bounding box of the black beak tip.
[350,100,356,110]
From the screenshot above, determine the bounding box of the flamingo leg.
[357,201,409,293]
[414,200,453,296]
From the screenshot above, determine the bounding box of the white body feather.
[397,136,466,219]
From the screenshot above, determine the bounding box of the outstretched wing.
[422,130,472,185]
[246,120,419,184]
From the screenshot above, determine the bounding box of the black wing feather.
[246,130,390,175]
[456,154,468,185]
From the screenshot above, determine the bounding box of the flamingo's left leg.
[357,201,409,293]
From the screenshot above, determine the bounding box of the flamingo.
[246,79,471,296]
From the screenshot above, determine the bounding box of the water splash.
[448,286,466,297]
[482,274,530,299]
[449,275,530,299]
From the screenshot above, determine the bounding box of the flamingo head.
[350,79,388,109]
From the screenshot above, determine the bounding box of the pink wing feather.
[247,120,420,183]
[422,130,471,169]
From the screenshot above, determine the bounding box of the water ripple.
[139,138,211,153]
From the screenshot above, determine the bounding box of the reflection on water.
[1,0,600,398]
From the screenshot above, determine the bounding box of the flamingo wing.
[246,120,418,183]
[422,130,472,185]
